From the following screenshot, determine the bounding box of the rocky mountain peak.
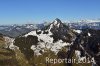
[47,18,68,31]
[53,18,62,25]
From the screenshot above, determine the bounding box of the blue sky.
[0,0,100,24]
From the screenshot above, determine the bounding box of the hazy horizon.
[0,0,100,24]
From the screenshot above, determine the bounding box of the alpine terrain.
[0,18,100,66]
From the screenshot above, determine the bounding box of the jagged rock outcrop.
[44,18,75,43]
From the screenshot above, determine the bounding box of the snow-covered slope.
[24,30,70,55]
[23,18,73,55]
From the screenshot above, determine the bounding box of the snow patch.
[75,50,86,61]
[57,23,60,27]
[54,20,58,25]
[4,36,18,50]
[88,32,91,36]
[31,39,70,55]
[25,30,53,43]
[74,30,82,34]
[49,24,53,31]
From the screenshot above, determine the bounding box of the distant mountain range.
[68,20,100,30]
[0,24,44,38]
[0,19,100,38]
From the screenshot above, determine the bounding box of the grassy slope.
[0,36,18,66]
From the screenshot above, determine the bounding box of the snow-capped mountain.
[43,18,75,43]
[1,18,100,66]
[14,18,75,55]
